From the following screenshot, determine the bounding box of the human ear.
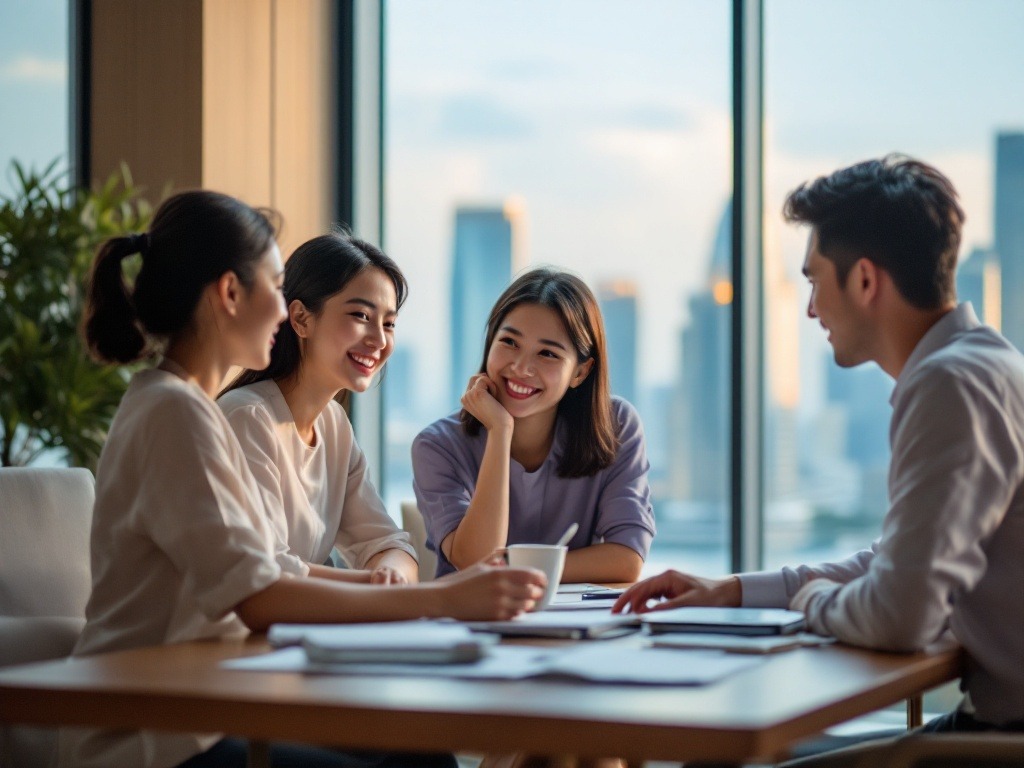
[571,358,595,388]
[852,258,880,303]
[216,271,243,317]
[288,300,311,338]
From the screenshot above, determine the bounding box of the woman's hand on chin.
[461,374,513,433]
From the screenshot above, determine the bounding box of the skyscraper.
[449,204,521,408]
[957,247,1001,329]
[672,203,731,503]
[598,280,638,405]
[763,216,800,501]
[995,132,1024,349]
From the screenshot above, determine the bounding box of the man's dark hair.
[783,154,965,309]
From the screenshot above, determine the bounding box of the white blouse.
[219,380,415,569]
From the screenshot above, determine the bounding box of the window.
[763,0,1024,569]
[382,0,732,574]
[0,0,70,195]
[375,0,1024,589]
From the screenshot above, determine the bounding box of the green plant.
[0,159,150,467]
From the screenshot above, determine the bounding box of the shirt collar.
[508,416,566,475]
[890,302,981,405]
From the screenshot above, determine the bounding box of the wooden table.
[0,636,960,764]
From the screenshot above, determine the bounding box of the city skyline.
[385,123,1023,563]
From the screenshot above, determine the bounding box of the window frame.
[342,0,767,571]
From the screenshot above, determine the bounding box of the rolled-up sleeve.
[740,546,878,608]
[593,400,656,559]
[139,397,283,621]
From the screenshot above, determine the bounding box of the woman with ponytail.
[64,191,544,768]
[219,232,418,585]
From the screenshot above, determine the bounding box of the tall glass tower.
[996,132,1024,350]
[672,203,731,503]
[598,280,638,405]
[449,206,516,409]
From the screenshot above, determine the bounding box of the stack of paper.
[267,620,496,664]
[465,608,639,639]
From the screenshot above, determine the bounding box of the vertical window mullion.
[342,0,387,491]
[731,0,765,573]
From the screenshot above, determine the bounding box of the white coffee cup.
[506,544,567,611]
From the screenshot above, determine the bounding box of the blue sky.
[382,0,1024,398]
[0,0,68,193]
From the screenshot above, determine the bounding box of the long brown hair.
[461,268,617,478]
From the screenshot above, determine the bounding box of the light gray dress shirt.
[740,303,1024,726]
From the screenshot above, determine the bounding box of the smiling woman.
[412,268,656,583]
[219,232,421,585]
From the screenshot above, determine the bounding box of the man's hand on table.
[611,571,742,614]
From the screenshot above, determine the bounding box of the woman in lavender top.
[413,268,655,582]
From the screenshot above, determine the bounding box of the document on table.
[546,597,619,612]
[649,632,836,654]
[223,644,762,685]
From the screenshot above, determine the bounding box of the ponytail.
[82,191,276,366]
[83,234,149,364]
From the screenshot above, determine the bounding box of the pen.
[581,590,624,600]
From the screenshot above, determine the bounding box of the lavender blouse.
[412,396,656,577]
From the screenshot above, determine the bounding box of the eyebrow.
[345,297,397,315]
[499,324,568,352]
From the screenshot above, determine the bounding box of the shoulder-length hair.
[222,230,407,394]
[461,267,617,478]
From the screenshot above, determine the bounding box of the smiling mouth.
[504,378,540,400]
[348,352,378,373]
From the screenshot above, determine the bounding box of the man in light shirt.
[616,155,1024,762]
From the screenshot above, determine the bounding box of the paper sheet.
[223,644,762,685]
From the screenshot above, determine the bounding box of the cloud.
[0,56,66,84]
[485,58,562,83]
[434,95,533,141]
[614,104,695,132]
[584,102,729,176]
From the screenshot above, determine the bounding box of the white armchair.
[400,501,438,582]
[0,467,94,767]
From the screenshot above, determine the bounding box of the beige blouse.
[60,365,304,768]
